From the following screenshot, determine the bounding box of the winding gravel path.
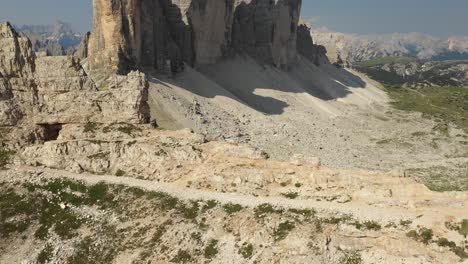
[5,166,426,224]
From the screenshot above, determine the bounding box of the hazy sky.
[1,0,467,36]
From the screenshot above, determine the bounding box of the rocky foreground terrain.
[1,0,468,263]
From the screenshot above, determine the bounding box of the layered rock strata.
[33,58,150,125]
[0,22,36,126]
[88,0,314,73]
[0,22,150,143]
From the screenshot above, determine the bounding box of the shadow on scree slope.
[147,55,367,115]
[118,1,367,115]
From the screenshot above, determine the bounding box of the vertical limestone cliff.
[232,0,301,68]
[88,0,305,73]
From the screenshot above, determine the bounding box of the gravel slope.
[147,55,467,172]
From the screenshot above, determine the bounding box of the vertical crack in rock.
[88,0,323,73]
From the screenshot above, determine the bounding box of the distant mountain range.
[14,20,83,56]
[312,28,468,64]
[355,58,468,87]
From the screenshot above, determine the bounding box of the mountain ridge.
[13,20,82,56]
[312,28,468,63]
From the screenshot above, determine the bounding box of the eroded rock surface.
[1,2,467,263]
[34,61,150,125]
[0,22,150,145]
[14,124,468,263]
[88,0,322,73]
[0,22,35,78]
[0,22,35,126]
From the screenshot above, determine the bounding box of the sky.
[1,0,467,37]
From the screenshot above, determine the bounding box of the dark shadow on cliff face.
[111,0,195,74]
[86,0,368,115]
[140,1,367,115]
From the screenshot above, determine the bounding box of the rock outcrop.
[0,22,36,78]
[14,123,468,264]
[74,31,91,60]
[34,57,150,125]
[0,22,150,144]
[0,22,35,126]
[88,0,304,73]
[296,23,329,65]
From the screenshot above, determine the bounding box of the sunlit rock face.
[88,0,304,73]
[0,22,150,132]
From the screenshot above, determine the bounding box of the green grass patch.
[0,179,116,240]
[127,186,146,198]
[177,201,200,219]
[437,238,457,248]
[339,250,363,264]
[68,236,116,264]
[254,203,283,219]
[406,227,433,244]
[453,247,468,259]
[204,239,219,259]
[103,123,142,136]
[274,221,295,241]
[147,191,180,211]
[0,147,14,169]
[355,56,417,68]
[87,151,110,160]
[407,165,468,192]
[288,208,316,218]
[37,244,54,264]
[351,220,382,231]
[281,191,299,199]
[385,86,468,133]
[399,219,413,227]
[446,219,468,238]
[151,226,168,244]
[83,122,98,133]
[202,200,218,212]
[460,220,468,238]
[115,169,126,177]
[385,85,468,191]
[411,223,468,260]
[222,203,243,215]
[171,249,192,263]
[322,214,353,225]
[238,243,254,259]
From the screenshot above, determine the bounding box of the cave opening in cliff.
[39,124,63,142]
